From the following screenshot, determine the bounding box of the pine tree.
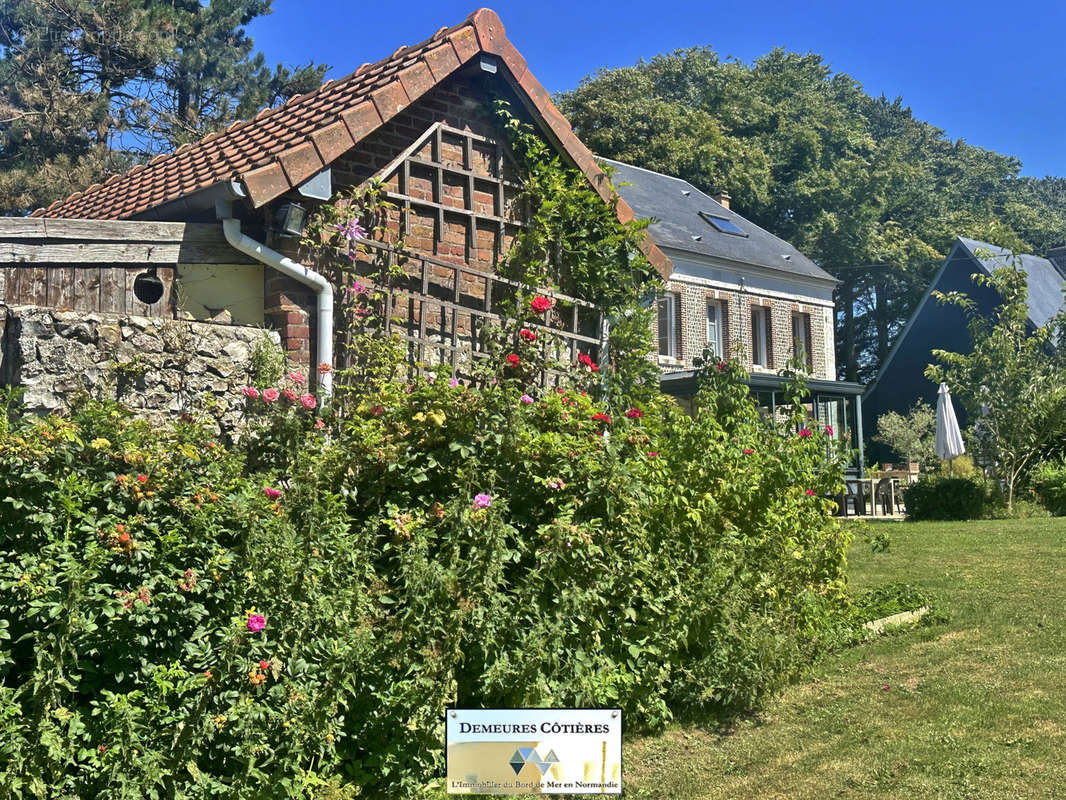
[0,0,327,214]
[0,0,164,212]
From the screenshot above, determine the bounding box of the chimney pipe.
[712,191,731,210]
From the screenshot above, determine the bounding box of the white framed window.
[657,293,679,358]
[706,299,724,359]
[751,305,770,368]
[792,311,811,369]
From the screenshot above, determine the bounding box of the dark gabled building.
[863,236,1066,462]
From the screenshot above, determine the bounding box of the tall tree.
[0,0,326,214]
[125,0,326,154]
[558,48,1066,383]
[0,0,165,211]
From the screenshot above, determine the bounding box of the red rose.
[530,296,552,314]
[505,353,520,368]
[259,660,269,670]
[591,412,612,425]
[519,328,537,342]
[625,408,643,419]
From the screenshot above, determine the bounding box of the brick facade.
[659,278,835,380]
[331,73,524,270]
[269,73,531,375]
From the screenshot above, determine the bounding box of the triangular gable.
[34,8,671,279]
[864,236,1066,398]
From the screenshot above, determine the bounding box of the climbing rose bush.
[0,352,849,798]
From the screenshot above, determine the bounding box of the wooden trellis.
[344,238,605,386]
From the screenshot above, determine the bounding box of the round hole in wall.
[133,269,164,304]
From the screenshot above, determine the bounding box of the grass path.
[623,518,1066,799]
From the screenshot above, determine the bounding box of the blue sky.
[249,0,1066,178]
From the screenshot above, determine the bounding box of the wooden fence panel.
[47,266,74,310]
[0,217,238,317]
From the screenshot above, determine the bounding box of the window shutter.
[657,296,670,356]
[675,295,683,359]
[804,313,813,370]
[764,308,773,369]
[721,300,730,359]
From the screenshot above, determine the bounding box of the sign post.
[446,708,622,795]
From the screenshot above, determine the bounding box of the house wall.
[175,264,265,325]
[271,71,531,370]
[1,304,276,433]
[658,251,836,380]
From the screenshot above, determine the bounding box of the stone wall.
[0,305,279,433]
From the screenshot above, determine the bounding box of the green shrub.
[0,344,852,797]
[853,583,933,621]
[1030,458,1066,516]
[902,476,987,521]
[937,453,978,478]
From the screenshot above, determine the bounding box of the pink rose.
[472,493,492,510]
[288,372,306,385]
[806,489,816,496]
[242,387,260,399]
[299,393,317,410]
[263,487,282,500]
[262,388,280,403]
[799,428,812,438]
[246,613,266,632]
[283,389,297,402]
[314,419,325,429]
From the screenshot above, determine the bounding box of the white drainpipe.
[220,217,334,397]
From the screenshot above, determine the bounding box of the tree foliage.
[926,263,1066,508]
[0,0,326,214]
[873,402,936,468]
[558,48,1066,383]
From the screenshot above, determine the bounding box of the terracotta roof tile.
[30,8,674,277]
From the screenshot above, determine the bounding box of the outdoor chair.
[842,478,868,516]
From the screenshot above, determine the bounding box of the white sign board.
[446,708,622,795]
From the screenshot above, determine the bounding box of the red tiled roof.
[34,8,671,277]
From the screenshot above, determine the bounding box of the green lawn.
[623,518,1066,799]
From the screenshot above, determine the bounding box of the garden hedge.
[0,352,852,798]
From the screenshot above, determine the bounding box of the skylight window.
[699,211,747,237]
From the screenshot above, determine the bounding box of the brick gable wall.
[273,73,532,373]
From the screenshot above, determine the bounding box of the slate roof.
[29,9,672,276]
[957,237,1066,328]
[601,159,836,283]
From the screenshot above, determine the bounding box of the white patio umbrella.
[935,382,966,470]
